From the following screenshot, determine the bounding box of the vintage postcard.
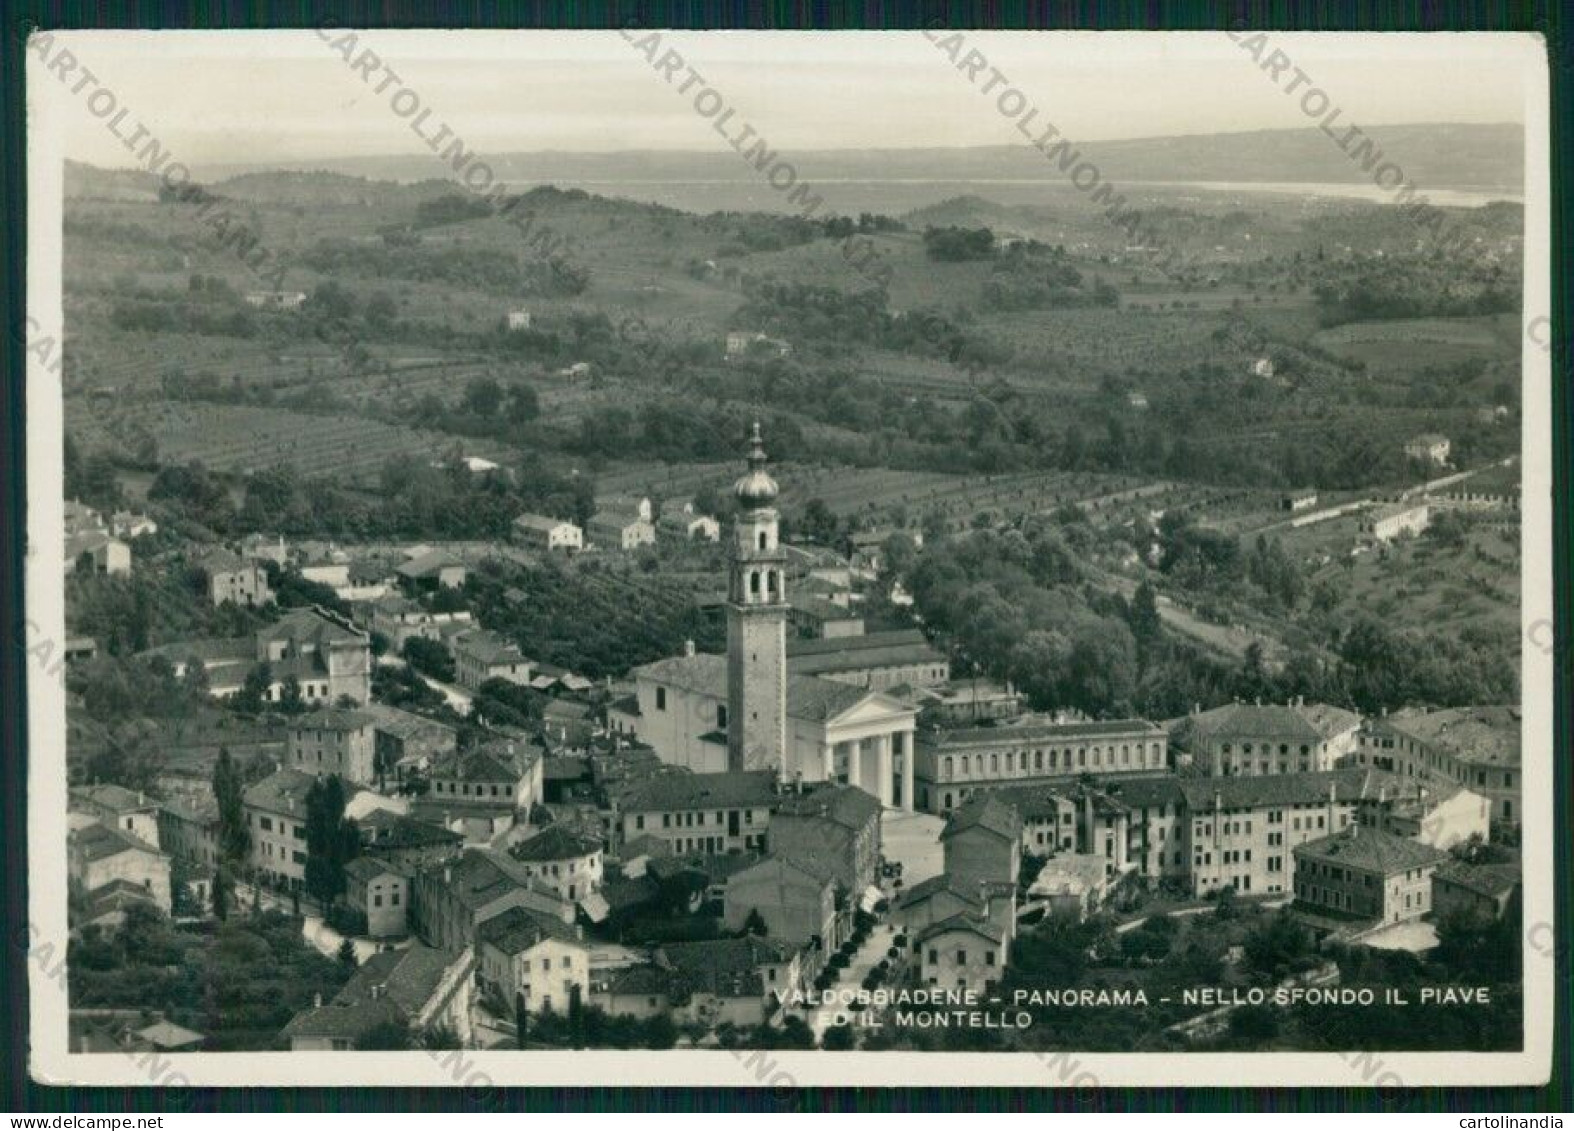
[24,28,1553,1088]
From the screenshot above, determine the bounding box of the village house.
[476,904,590,1015]
[507,825,605,902]
[1292,826,1447,927]
[656,937,802,1027]
[1169,699,1361,777]
[244,290,308,310]
[941,794,1023,891]
[195,548,274,608]
[280,944,471,1050]
[254,607,373,705]
[917,907,1012,996]
[68,822,172,917]
[916,716,1168,814]
[1280,489,1319,513]
[396,549,468,593]
[65,529,131,577]
[722,854,842,952]
[344,857,410,938]
[587,506,657,552]
[768,784,882,896]
[358,814,464,870]
[363,595,473,653]
[156,792,222,874]
[287,708,377,785]
[1363,500,1431,542]
[70,784,162,849]
[1432,858,1521,923]
[242,768,317,891]
[1404,433,1452,466]
[615,770,780,855]
[892,874,997,936]
[241,533,290,567]
[408,848,573,954]
[658,499,720,542]
[450,628,533,692]
[786,594,866,639]
[415,741,545,843]
[110,511,158,539]
[725,331,791,360]
[1352,706,1521,829]
[506,310,532,331]
[915,678,1023,725]
[513,513,583,553]
[362,700,457,784]
[1027,854,1112,921]
[591,964,687,1020]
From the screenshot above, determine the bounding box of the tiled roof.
[732,852,838,892]
[452,628,528,667]
[362,701,456,743]
[243,768,321,820]
[656,937,795,998]
[788,632,943,676]
[1380,706,1521,768]
[396,550,464,579]
[619,770,780,814]
[338,944,459,1017]
[1175,769,1381,812]
[923,715,1164,749]
[71,822,160,863]
[476,905,581,955]
[942,794,1023,842]
[894,873,983,912]
[1293,827,1448,874]
[510,824,603,862]
[600,875,660,913]
[294,707,374,733]
[514,513,575,533]
[774,784,881,832]
[257,607,366,647]
[599,963,685,997]
[917,911,1007,945]
[420,848,561,911]
[430,741,538,784]
[973,783,1076,821]
[345,857,408,884]
[1177,701,1361,745]
[71,783,157,814]
[1433,860,1521,899]
[280,997,406,1042]
[362,814,463,853]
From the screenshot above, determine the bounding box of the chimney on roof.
[370,983,382,1000]
[683,639,696,658]
[444,865,453,885]
[313,992,322,1008]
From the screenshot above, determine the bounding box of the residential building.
[1169,700,1361,778]
[917,678,1023,725]
[70,783,161,849]
[65,530,131,577]
[344,857,410,938]
[916,716,1168,814]
[507,310,532,331]
[1404,433,1451,465]
[396,549,467,593]
[1281,489,1319,512]
[941,794,1023,890]
[1432,859,1521,923]
[196,548,274,608]
[1027,854,1112,921]
[67,822,172,914]
[242,768,317,890]
[587,508,657,552]
[892,874,994,936]
[287,708,377,785]
[110,511,158,539]
[787,630,950,690]
[725,331,790,359]
[254,607,372,705]
[363,701,457,783]
[280,944,471,1050]
[1364,501,1431,542]
[917,911,1011,996]
[244,290,308,310]
[358,814,464,870]
[513,514,583,553]
[786,594,865,639]
[408,848,573,954]
[451,628,533,692]
[475,905,589,1014]
[722,854,841,951]
[656,937,802,1027]
[507,825,604,902]
[768,784,882,895]
[156,793,221,872]
[658,500,720,542]
[1292,827,1447,926]
[364,595,473,653]
[1352,706,1521,829]
[615,770,780,855]
[417,741,544,842]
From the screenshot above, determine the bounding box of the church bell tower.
[726,422,788,776]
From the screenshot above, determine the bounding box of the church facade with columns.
[626,425,918,810]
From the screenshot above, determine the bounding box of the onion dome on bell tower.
[733,421,779,510]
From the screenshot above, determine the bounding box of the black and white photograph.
[21,28,1554,1089]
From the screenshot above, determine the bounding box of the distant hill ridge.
[155,122,1522,193]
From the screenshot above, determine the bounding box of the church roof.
[632,652,886,725]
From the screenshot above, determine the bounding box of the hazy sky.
[38,30,1534,170]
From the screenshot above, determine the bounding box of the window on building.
[656,688,666,711]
